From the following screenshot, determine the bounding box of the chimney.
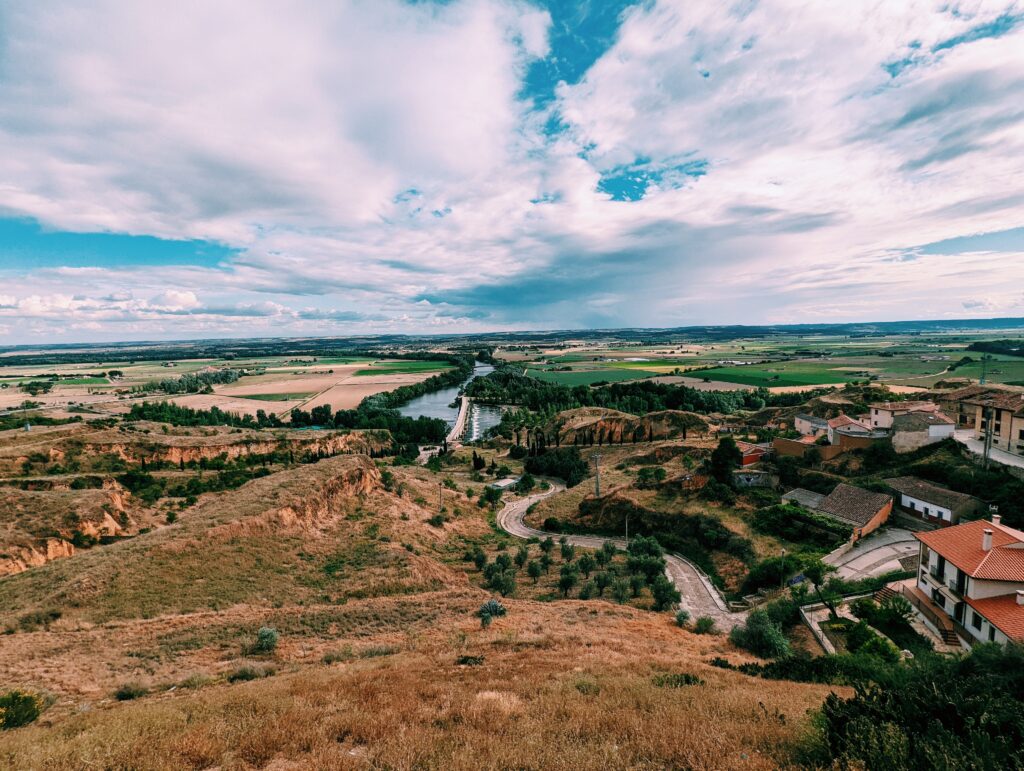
[992,514,1002,527]
[983,529,993,551]
[1018,591,1024,607]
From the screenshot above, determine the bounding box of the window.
[909,500,917,510]
[923,506,930,517]
[1018,428,1024,441]
[989,627,996,642]
[972,612,982,630]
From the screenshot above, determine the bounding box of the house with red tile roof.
[913,515,1024,646]
[734,440,769,467]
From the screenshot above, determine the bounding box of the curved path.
[496,483,745,629]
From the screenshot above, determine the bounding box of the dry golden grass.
[0,450,840,769]
[0,602,837,770]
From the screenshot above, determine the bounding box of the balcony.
[946,579,964,597]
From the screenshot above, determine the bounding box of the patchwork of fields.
[502,333,1024,390]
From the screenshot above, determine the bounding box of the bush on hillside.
[808,643,1024,769]
[729,609,790,659]
[0,690,44,729]
[252,626,279,654]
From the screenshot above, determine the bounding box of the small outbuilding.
[884,476,980,527]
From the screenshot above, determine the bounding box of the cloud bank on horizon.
[0,0,1023,343]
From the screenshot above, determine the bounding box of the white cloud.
[0,0,1023,341]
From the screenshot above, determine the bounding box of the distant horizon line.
[4,315,1024,353]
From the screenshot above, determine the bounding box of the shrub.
[763,596,801,630]
[650,574,681,611]
[478,598,507,627]
[809,643,1024,769]
[524,448,589,487]
[427,513,446,527]
[675,609,691,627]
[527,560,542,583]
[227,666,273,683]
[611,578,631,604]
[456,655,485,666]
[251,626,279,654]
[693,616,717,635]
[0,690,43,729]
[652,673,705,688]
[113,683,148,701]
[359,645,399,658]
[858,634,900,663]
[578,581,597,600]
[322,647,355,664]
[729,609,790,659]
[577,553,596,577]
[18,609,61,632]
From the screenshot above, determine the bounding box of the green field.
[696,365,848,388]
[526,367,660,385]
[353,360,452,376]
[235,392,316,402]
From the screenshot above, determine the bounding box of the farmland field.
[353,360,452,376]
[694,365,847,388]
[235,392,316,402]
[526,367,661,385]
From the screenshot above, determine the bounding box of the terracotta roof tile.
[916,520,1024,581]
[828,414,869,430]
[869,401,937,412]
[964,594,1024,642]
[816,483,892,528]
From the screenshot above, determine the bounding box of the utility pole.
[593,452,602,497]
[980,354,992,385]
[438,481,443,512]
[779,548,787,591]
[983,406,994,470]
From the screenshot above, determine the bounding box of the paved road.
[496,483,745,629]
[826,527,919,580]
[954,428,1024,470]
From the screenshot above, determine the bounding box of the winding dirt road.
[496,483,745,628]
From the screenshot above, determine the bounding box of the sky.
[0,0,1023,344]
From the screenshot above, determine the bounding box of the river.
[396,362,503,441]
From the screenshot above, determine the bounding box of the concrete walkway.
[825,527,919,580]
[954,429,1024,470]
[496,484,745,629]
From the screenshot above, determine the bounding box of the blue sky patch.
[919,225,1024,255]
[597,158,708,201]
[520,0,641,105]
[0,217,236,271]
[933,11,1024,52]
